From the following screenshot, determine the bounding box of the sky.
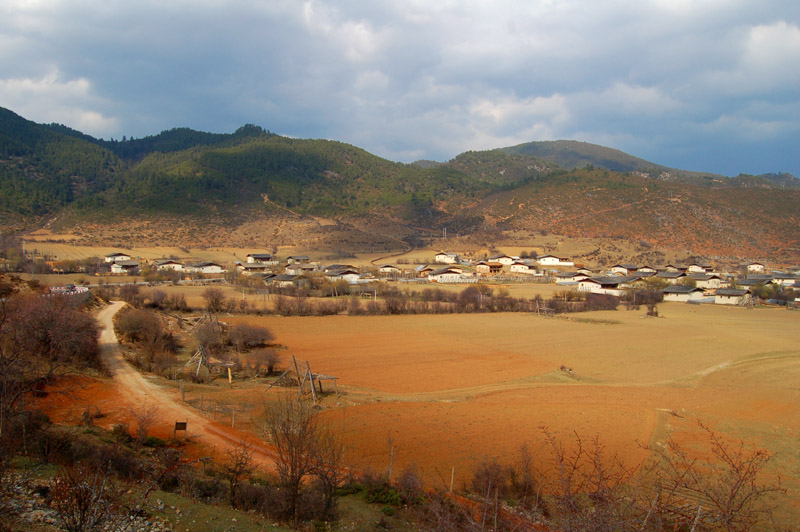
[1,0,798,177]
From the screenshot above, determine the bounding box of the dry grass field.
[225,303,800,517]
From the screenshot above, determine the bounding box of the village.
[24,248,800,308]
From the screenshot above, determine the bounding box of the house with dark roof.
[325,268,361,284]
[772,272,799,286]
[689,273,725,290]
[488,254,516,265]
[428,267,467,283]
[663,285,705,302]
[105,252,132,263]
[555,271,590,284]
[610,264,638,275]
[270,274,304,288]
[476,261,503,276]
[237,263,272,275]
[578,276,633,296]
[246,253,278,265]
[379,264,401,275]
[110,260,139,275]
[156,260,184,272]
[714,288,751,306]
[538,255,574,267]
[657,271,687,284]
[187,262,225,274]
[435,252,461,264]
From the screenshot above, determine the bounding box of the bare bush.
[130,403,159,445]
[229,323,274,352]
[194,322,224,354]
[252,348,280,376]
[147,289,167,309]
[263,398,318,522]
[0,295,100,437]
[640,422,784,532]
[263,397,343,522]
[202,287,225,313]
[119,284,144,307]
[115,308,177,370]
[50,464,125,532]
[221,440,254,507]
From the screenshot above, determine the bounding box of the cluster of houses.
[553,261,799,306]
[102,250,799,306]
[105,252,226,275]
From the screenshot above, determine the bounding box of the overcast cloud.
[1,0,798,176]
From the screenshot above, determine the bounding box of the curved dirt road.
[97,301,276,464]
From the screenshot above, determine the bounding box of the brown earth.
[41,302,277,466]
[35,298,800,524]
[226,304,800,517]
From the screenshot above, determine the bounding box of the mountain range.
[1,106,798,261]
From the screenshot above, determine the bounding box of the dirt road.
[97,301,276,465]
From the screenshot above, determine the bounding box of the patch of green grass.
[148,489,294,532]
[569,317,622,325]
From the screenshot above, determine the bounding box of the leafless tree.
[229,323,274,352]
[221,440,255,507]
[262,397,338,522]
[641,422,784,532]
[130,403,159,445]
[0,295,100,438]
[310,423,345,519]
[252,348,281,376]
[50,464,125,532]
[202,287,225,313]
[119,284,144,307]
[148,289,167,309]
[539,428,637,532]
[194,322,224,354]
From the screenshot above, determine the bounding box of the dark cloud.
[1,0,797,175]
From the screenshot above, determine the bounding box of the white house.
[326,268,361,284]
[110,260,139,275]
[105,252,131,263]
[610,264,637,275]
[662,285,705,302]
[156,260,184,272]
[657,271,687,284]
[272,274,302,288]
[379,264,401,275]
[246,253,278,265]
[687,263,710,273]
[435,252,461,264]
[538,255,574,267]
[476,261,503,275]
[489,254,516,266]
[555,272,590,285]
[188,262,225,274]
[771,273,798,286]
[746,262,766,273]
[286,255,311,264]
[428,267,466,283]
[510,261,536,274]
[578,276,630,296]
[237,263,271,276]
[714,288,750,306]
[636,265,657,274]
[690,273,725,290]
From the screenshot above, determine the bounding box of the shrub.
[229,323,275,352]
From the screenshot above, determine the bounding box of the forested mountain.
[1,106,798,259]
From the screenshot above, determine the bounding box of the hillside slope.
[1,106,798,260]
